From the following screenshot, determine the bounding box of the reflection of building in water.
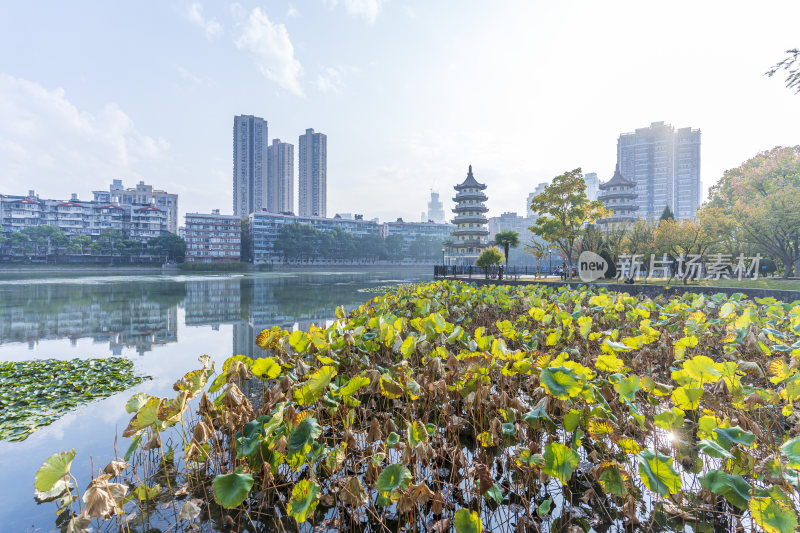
[184,278,242,325]
[0,283,180,355]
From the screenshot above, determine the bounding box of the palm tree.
[494,230,520,266]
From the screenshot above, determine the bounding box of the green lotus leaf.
[699,469,751,509]
[749,495,798,533]
[212,472,253,509]
[287,418,322,457]
[537,496,553,516]
[671,385,703,410]
[780,435,800,469]
[376,464,412,494]
[522,405,552,426]
[454,508,482,533]
[598,464,628,497]
[543,442,579,485]
[34,450,76,492]
[540,366,582,400]
[713,426,755,450]
[682,355,722,383]
[653,407,685,430]
[293,366,336,405]
[251,357,282,380]
[407,420,428,448]
[637,449,681,497]
[287,479,320,523]
[614,375,641,403]
[698,439,735,459]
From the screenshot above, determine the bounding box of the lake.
[0,267,430,532]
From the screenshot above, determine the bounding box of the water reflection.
[0,270,422,358]
[0,268,428,531]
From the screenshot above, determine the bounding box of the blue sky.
[1,1,799,224]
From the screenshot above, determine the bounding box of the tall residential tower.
[616,121,701,220]
[267,139,294,214]
[427,190,445,223]
[233,115,269,218]
[298,128,327,217]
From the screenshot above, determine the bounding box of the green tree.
[529,169,608,278]
[147,233,187,262]
[494,230,520,266]
[659,205,675,222]
[476,247,504,274]
[708,146,800,277]
[68,235,92,255]
[22,225,66,256]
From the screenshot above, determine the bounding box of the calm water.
[0,268,430,532]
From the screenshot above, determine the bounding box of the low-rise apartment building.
[184,210,241,263]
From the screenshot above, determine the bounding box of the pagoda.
[444,165,489,266]
[598,165,638,229]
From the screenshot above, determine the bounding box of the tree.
[653,216,718,284]
[476,246,504,275]
[766,49,800,94]
[494,230,520,266]
[68,235,92,255]
[529,169,608,278]
[708,146,800,278]
[148,234,187,262]
[659,205,675,222]
[625,219,656,258]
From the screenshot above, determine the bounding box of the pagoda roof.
[599,165,635,190]
[454,165,486,190]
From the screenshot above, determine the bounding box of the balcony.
[452,203,488,214]
[452,227,489,237]
[452,191,488,203]
[452,214,487,225]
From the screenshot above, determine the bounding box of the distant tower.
[267,139,294,213]
[298,128,327,217]
[598,165,638,229]
[427,190,445,223]
[445,165,489,266]
[233,115,268,218]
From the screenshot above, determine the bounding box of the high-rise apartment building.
[583,172,599,201]
[298,128,327,217]
[527,182,548,219]
[617,121,701,220]
[233,115,269,218]
[267,139,294,214]
[93,179,178,233]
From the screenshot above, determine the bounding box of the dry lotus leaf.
[384,418,398,435]
[66,515,92,533]
[142,432,161,451]
[367,417,383,442]
[102,460,127,477]
[272,435,288,455]
[431,490,445,515]
[198,393,214,416]
[179,499,202,521]
[82,477,126,519]
[339,477,367,507]
[192,420,214,444]
[343,428,357,449]
[407,482,434,505]
[430,518,450,533]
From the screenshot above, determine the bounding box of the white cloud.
[176,65,205,85]
[234,7,304,96]
[325,0,386,24]
[188,3,222,39]
[316,65,358,93]
[287,4,301,18]
[0,74,169,198]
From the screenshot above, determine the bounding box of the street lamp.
[548,246,553,276]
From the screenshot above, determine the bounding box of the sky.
[1,1,799,224]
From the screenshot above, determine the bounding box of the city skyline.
[0,2,799,224]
